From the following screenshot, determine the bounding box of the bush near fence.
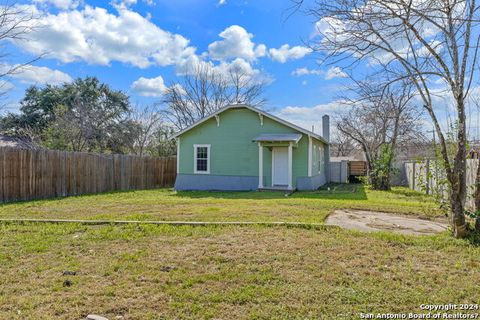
[405,159,478,210]
[0,147,176,203]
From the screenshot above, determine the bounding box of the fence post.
[425,159,430,195]
[412,162,416,191]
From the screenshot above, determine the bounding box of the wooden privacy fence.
[0,147,176,203]
[405,159,478,210]
[348,161,368,176]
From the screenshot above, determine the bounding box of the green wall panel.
[178,107,325,188]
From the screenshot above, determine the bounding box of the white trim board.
[176,137,180,174]
[308,135,312,177]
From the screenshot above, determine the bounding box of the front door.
[272,147,288,186]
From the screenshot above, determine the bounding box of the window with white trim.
[318,145,324,173]
[194,144,210,174]
[314,145,324,174]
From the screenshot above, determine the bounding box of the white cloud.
[0,80,14,93]
[15,5,196,68]
[215,58,258,78]
[277,102,345,121]
[216,58,273,84]
[274,101,346,132]
[170,83,186,95]
[111,0,138,9]
[269,44,312,63]
[175,55,273,86]
[175,54,213,76]
[0,101,21,115]
[312,5,447,68]
[0,64,72,85]
[324,66,347,80]
[112,0,155,9]
[131,75,168,97]
[312,17,345,39]
[291,67,322,76]
[132,58,271,98]
[33,0,80,10]
[208,25,266,61]
[291,66,347,80]
[218,0,226,5]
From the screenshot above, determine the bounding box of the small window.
[194,144,210,174]
[318,145,324,173]
[314,146,325,173]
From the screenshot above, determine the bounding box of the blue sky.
[8,0,480,139]
[4,0,351,132]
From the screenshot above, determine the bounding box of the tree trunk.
[451,190,468,237]
[370,172,391,190]
[450,95,468,238]
[380,174,391,191]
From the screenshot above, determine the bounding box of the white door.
[272,147,288,186]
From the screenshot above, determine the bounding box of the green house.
[173,104,330,191]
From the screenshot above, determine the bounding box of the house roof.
[171,104,328,144]
[252,133,302,143]
[0,135,38,149]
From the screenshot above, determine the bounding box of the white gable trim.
[176,137,180,174]
[171,104,328,144]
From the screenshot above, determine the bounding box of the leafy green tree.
[369,145,396,190]
[44,77,132,152]
[0,85,63,137]
[1,77,134,153]
[147,126,177,157]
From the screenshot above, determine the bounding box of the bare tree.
[330,131,356,157]
[227,64,267,107]
[0,3,38,101]
[148,126,177,157]
[128,105,163,156]
[337,80,423,190]
[163,64,267,130]
[294,0,480,237]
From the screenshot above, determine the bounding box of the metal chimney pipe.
[322,115,330,142]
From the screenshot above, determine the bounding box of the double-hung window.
[194,144,210,174]
[318,145,324,173]
[314,145,324,174]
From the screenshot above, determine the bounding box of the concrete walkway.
[325,209,448,235]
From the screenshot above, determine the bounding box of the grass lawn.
[0,184,442,223]
[1,223,480,319]
[2,185,479,319]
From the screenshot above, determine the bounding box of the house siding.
[176,107,327,191]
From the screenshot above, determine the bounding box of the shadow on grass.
[0,188,170,207]
[387,187,429,198]
[466,230,480,247]
[174,183,368,200]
